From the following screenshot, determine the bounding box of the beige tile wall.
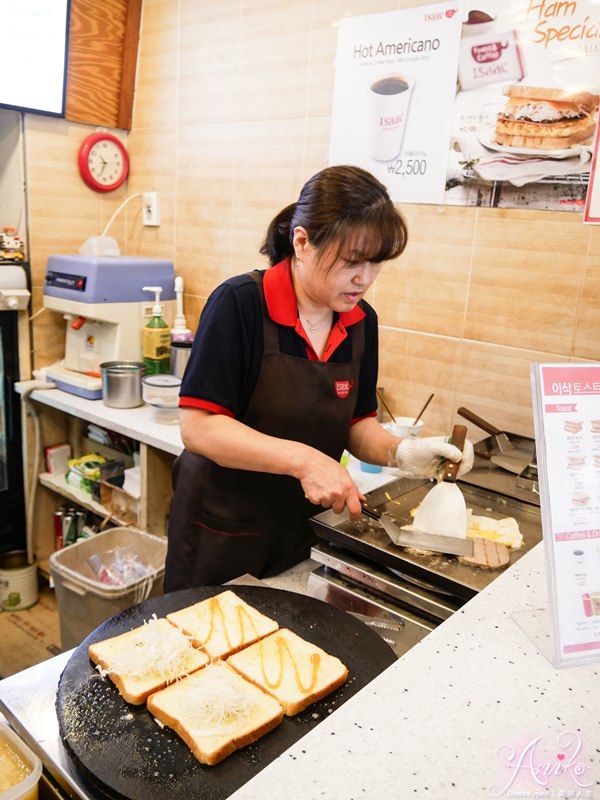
[22,0,599,444]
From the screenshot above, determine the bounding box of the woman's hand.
[181,408,364,518]
[395,436,474,479]
[295,449,364,519]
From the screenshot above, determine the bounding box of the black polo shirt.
[180,258,379,423]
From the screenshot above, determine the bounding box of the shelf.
[38,471,130,527]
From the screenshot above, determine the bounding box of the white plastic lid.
[141,374,181,388]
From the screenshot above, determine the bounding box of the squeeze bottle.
[171,276,194,344]
[143,286,171,375]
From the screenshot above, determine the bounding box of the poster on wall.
[446,0,600,211]
[530,363,600,668]
[583,118,600,222]
[328,3,463,205]
[329,1,600,211]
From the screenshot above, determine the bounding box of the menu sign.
[328,3,462,204]
[531,363,600,667]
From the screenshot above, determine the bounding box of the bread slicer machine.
[43,255,176,399]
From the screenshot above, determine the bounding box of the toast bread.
[166,590,279,659]
[503,84,600,108]
[88,616,209,704]
[147,661,284,765]
[494,120,596,150]
[227,628,348,716]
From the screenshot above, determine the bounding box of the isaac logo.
[334,380,353,399]
[489,731,593,797]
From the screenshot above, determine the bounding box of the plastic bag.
[87,545,153,586]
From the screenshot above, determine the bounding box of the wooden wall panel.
[65,0,142,130]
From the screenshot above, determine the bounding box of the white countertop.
[229,543,600,800]
[16,381,183,455]
[2,547,599,799]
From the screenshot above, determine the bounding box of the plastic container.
[360,461,383,473]
[141,373,181,404]
[147,399,180,424]
[49,527,167,650]
[0,722,42,799]
[388,417,424,438]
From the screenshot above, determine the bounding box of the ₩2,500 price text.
[387,158,428,176]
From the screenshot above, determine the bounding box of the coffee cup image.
[369,74,414,162]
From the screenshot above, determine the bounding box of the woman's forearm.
[180,408,314,480]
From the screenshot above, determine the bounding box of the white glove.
[395,436,474,480]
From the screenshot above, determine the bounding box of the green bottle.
[142,286,171,375]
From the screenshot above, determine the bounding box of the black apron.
[165,272,365,589]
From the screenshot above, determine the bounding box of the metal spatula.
[457,407,514,454]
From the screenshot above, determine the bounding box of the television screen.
[0,0,70,117]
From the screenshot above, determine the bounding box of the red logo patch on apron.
[335,379,353,399]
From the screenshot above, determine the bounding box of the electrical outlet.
[142,191,160,226]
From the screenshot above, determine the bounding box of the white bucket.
[0,551,39,611]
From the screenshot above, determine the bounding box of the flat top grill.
[310,477,542,600]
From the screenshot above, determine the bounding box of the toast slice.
[147,661,284,765]
[227,628,348,716]
[166,590,279,659]
[88,616,209,704]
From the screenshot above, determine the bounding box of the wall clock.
[78,132,129,193]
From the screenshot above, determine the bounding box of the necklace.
[299,309,332,334]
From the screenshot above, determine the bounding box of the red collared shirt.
[180,258,379,422]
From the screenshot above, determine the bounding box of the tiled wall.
[23,0,599,442]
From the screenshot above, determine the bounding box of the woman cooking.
[165,165,473,590]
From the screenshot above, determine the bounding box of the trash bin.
[49,527,167,650]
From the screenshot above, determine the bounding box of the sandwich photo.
[88,616,209,704]
[566,455,586,470]
[571,491,590,508]
[494,84,600,150]
[564,419,584,434]
[590,419,600,434]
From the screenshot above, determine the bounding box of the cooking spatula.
[457,407,515,454]
[402,424,470,542]
[362,502,473,556]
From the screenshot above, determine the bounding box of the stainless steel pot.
[100,361,147,408]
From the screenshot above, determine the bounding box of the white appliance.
[43,255,176,399]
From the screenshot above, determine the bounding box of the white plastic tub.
[0,722,42,800]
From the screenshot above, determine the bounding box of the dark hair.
[259,165,408,267]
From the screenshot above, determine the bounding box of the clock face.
[78,133,129,192]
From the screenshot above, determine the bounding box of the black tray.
[56,586,396,800]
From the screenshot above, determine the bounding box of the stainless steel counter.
[0,652,91,799]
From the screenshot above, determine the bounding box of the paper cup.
[389,417,424,439]
[369,74,414,162]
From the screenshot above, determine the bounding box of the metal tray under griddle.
[310,478,542,601]
[56,586,396,800]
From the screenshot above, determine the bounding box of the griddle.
[310,478,542,601]
[56,586,396,800]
